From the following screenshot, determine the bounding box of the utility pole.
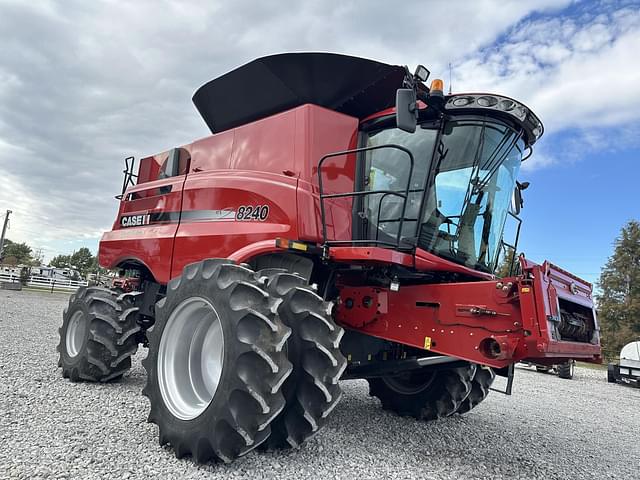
[0,210,12,261]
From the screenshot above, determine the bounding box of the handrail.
[317,144,415,249]
[116,156,138,200]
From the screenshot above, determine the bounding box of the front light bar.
[444,93,544,146]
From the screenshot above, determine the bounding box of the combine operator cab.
[355,103,525,274]
[57,53,601,465]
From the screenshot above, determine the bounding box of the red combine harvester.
[57,53,601,463]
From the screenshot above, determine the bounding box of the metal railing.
[318,144,415,249]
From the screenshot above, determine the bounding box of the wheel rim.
[157,297,225,420]
[382,370,436,395]
[66,310,86,357]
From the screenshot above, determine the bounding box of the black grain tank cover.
[192,52,406,134]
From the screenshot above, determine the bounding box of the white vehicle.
[608,341,640,387]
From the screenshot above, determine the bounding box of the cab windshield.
[363,116,524,273]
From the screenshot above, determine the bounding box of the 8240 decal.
[236,205,269,221]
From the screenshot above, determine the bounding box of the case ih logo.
[120,214,151,228]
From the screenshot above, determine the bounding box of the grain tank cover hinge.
[192,52,407,133]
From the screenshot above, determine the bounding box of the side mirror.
[512,180,529,214]
[396,88,417,133]
[512,186,523,214]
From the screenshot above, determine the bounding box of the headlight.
[452,96,474,107]
[497,99,515,111]
[444,93,543,144]
[477,96,498,107]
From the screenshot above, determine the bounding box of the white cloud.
[453,2,640,170]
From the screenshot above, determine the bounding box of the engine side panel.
[171,171,298,276]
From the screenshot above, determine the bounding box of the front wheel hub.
[157,297,225,420]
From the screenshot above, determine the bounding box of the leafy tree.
[49,254,72,269]
[0,239,34,265]
[596,220,640,359]
[70,248,97,277]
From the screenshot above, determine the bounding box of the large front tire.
[57,287,140,382]
[368,364,476,420]
[258,269,347,449]
[142,260,293,463]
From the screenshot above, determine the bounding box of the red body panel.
[172,171,298,276]
[100,174,187,283]
[335,258,601,368]
[328,246,493,280]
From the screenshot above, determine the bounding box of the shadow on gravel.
[325,380,571,479]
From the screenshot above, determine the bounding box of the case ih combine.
[57,53,601,463]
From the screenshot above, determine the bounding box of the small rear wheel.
[607,363,618,383]
[57,287,140,382]
[368,364,475,420]
[557,360,575,379]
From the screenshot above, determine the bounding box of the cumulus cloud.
[452,1,640,170]
[0,0,632,258]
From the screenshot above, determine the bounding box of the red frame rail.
[335,257,601,369]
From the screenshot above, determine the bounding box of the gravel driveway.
[1,289,638,480]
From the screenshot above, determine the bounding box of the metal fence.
[0,272,88,292]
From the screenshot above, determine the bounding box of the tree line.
[1,239,100,278]
[596,220,640,359]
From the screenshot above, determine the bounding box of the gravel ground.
[1,289,639,480]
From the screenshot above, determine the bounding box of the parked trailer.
[608,341,640,387]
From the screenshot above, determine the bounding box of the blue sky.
[0,0,638,286]
[519,141,638,285]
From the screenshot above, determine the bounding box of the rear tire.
[142,260,293,463]
[368,364,475,420]
[557,360,574,379]
[257,269,347,449]
[57,287,140,382]
[607,364,618,383]
[456,365,495,414]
